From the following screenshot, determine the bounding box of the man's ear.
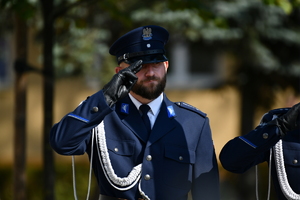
[164,61,169,71]
[115,66,122,73]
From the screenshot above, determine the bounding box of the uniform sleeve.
[50,90,113,155]
[192,118,220,199]
[219,125,280,173]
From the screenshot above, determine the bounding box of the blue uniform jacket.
[219,112,300,200]
[50,90,220,200]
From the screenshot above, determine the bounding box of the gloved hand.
[103,60,143,107]
[268,102,300,137]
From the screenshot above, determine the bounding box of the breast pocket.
[163,145,195,190]
[282,142,300,193]
[104,138,136,177]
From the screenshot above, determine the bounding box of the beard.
[131,74,167,100]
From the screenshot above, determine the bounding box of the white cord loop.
[274,140,300,200]
[95,121,142,190]
[72,121,150,199]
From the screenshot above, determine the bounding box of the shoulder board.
[175,102,207,117]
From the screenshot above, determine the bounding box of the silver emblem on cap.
[142,27,152,40]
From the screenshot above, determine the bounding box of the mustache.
[142,76,160,82]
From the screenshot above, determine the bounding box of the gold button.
[92,106,99,112]
[262,133,268,139]
[293,159,298,164]
[179,156,183,161]
[114,148,118,152]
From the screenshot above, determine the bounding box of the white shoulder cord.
[72,121,148,199]
[72,156,78,200]
[255,115,273,200]
[95,121,142,190]
[72,128,95,200]
[274,140,300,200]
[255,148,272,200]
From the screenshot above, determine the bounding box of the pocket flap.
[283,148,300,167]
[164,145,195,164]
[106,138,135,156]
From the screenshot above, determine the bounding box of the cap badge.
[142,27,152,40]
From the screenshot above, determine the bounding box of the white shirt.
[128,93,163,129]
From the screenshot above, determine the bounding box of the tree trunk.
[235,77,257,200]
[41,0,55,199]
[13,13,28,200]
[237,85,256,200]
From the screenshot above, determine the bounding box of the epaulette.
[175,102,207,117]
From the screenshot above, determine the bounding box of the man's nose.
[142,64,155,75]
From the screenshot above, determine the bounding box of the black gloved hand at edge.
[103,60,143,107]
[268,102,300,137]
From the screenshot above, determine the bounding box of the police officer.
[50,25,220,200]
[219,102,300,200]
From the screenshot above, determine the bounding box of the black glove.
[267,102,300,137]
[103,60,143,107]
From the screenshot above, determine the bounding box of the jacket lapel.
[116,96,149,142]
[115,95,177,144]
[148,97,177,145]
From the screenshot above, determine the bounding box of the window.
[167,40,223,89]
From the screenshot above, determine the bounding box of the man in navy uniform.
[220,102,300,200]
[50,25,220,200]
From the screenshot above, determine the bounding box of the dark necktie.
[139,104,151,134]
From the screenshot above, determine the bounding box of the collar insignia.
[142,27,152,40]
[167,105,176,118]
[121,103,129,114]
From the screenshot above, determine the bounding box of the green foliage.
[54,26,108,78]
[262,0,300,14]
[209,0,300,74]
[131,7,205,41]
[206,0,300,109]
[0,0,36,19]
